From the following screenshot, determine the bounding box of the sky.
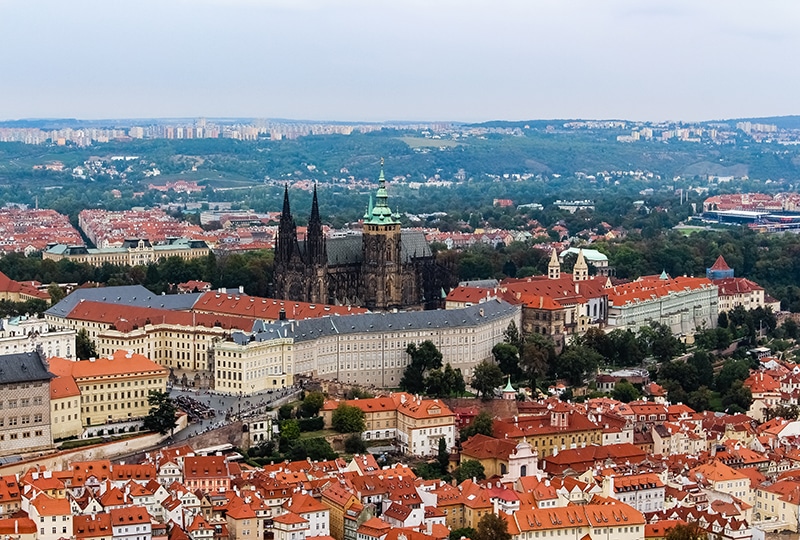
[1,0,798,123]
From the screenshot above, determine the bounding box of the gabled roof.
[110,505,150,526]
[49,352,167,380]
[0,350,53,384]
[461,434,518,461]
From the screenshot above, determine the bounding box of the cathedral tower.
[361,159,403,310]
[305,184,328,303]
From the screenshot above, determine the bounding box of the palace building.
[274,164,453,311]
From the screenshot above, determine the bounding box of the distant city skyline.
[2,0,799,123]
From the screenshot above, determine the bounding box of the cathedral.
[273,164,453,311]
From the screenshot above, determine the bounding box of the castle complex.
[274,163,453,311]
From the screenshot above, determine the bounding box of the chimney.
[239,285,245,294]
[279,308,287,321]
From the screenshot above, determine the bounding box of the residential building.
[321,393,456,457]
[0,271,50,304]
[506,502,646,540]
[0,350,54,456]
[708,256,781,313]
[73,513,112,540]
[43,238,211,267]
[48,350,168,431]
[492,402,604,457]
[273,512,309,540]
[25,494,72,540]
[601,472,666,513]
[182,456,232,494]
[49,369,83,441]
[606,274,718,337]
[109,506,152,540]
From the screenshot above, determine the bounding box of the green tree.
[765,404,800,421]
[492,343,521,381]
[503,320,523,351]
[425,363,466,398]
[688,351,715,389]
[471,361,505,400]
[460,411,494,441]
[401,341,444,394]
[607,329,645,366]
[450,528,477,540]
[611,380,640,403]
[278,404,295,420]
[344,433,367,454]
[300,391,325,417]
[76,328,98,360]
[47,282,65,304]
[456,459,486,483]
[280,419,301,442]
[520,333,555,384]
[143,390,178,435]
[721,381,752,414]
[473,510,511,540]
[556,345,603,386]
[288,437,337,461]
[664,522,708,540]
[687,386,713,412]
[331,403,366,433]
[638,322,684,362]
[782,318,799,340]
[716,358,752,392]
[437,437,450,474]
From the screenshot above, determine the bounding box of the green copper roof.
[364,160,400,225]
[503,375,515,392]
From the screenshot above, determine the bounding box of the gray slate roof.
[45,285,203,318]
[301,230,433,267]
[235,299,519,345]
[0,351,53,384]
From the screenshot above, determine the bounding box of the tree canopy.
[331,403,366,433]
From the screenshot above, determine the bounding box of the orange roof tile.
[49,351,167,379]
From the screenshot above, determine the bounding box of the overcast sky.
[1,0,798,123]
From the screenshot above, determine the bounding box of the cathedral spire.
[277,184,298,262]
[282,184,291,216]
[306,183,326,264]
[365,158,399,225]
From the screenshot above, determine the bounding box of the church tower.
[361,159,403,310]
[548,249,561,280]
[573,248,589,282]
[274,185,301,300]
[305,184,328,303]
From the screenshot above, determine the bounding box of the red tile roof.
[193,291,367,320]
[49,351,167,379]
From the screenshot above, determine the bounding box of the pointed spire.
[548,249,561,280]
[282,184,291,217]
[365,158,399,225]
[309,183,320,222]
[573,248,588,282]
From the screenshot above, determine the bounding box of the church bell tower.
[361,159,403,310]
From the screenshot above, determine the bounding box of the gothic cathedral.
[273,164,453,311]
